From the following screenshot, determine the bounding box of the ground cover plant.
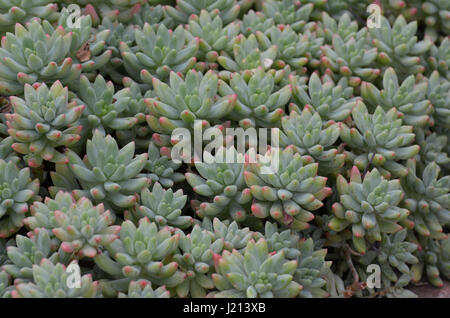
[0,0,448,298]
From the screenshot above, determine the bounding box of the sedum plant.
[0,1,59,33]
[165,0,240,24]
[256,25,309,72]
[201,217,255,252]
[126,182,193,230]
[411,236,449,287]
[118,279,171,298]
[218,66,290,128]
[328,166,410,254]
[425,71,450,129]
[174,225,223,297]
[0,19,82,95]
[25,191,120,258]
[94,218,185,289]
[186,9,240,68]
[289,73,359,122]
[369,15,433,77]
[138,142,185,188]
[340,101,420,178]
[281,106,345,173]
[293,238,329,298]
[120,23,199,85]
[0,160,40,238]
[2,228,69,280]
[209,238,302,298]
[217,34,277,77]
[320,30,380,85]
[262,0,313,33]
[244,146,332,230]
[6,81,84,167]
[239,9,274,37]
[145,69,236,134]
[186,147,252,222]
[361,68,433,127]
[401,159,449,239]
[73,75,138,134]
[66,130,149,210]
[358,229,419,289]
[11,259,98,298]
[0,0,448,300]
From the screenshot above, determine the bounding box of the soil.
[408,281,450,298]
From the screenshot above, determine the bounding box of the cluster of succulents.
[0,0,448,299]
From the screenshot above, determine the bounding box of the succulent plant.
[294,238,329,298]
[411,236,449,287]
[358,229,419,289]
[57,11,112,75]
[0,136,19,163]
[401,159,449,239]
[26,191,120,258]
[165,0,240,24]
[186,9,240,68]
[2,228,69,280]
[174,225,223,297]
[145,70,236,134]
[0,0,59,33]
[118,279,171,298]
[66,130,149,210]
[114,77,153,149]
[369,15,433,77]
[217,34,277,76]
[6,81,84,167]
[328,166,410,254]
[262,221,301,259]
[361,68,432,127]
[0,0,447,300]
[11,259,98,298]
[255,25,308,72]
[289,73,359,122]
[138,142,184,188]
[94,218,185,289]
[239,9,274,37]
[187,147,252,222]
[0,20,82,95]
[120,23,199,85]
[70,0,146,23]
[218,66,289,128]
[340,101,420,178]
[420,0,450,40]
[262,0,313,33]
[209,238,302,298]
[132,4,175,29]
[425,71,450,129]
[281,106,345,173]
[321,12,359,45]
[427,38,450,81]
[127,182,193,230]
[72,75,138,135]
[0,270,12,298]
[320,29,380,85]
[244,146,332,229]
[416,130,450,167]
[201,217,255,251]
[0,160,40,238]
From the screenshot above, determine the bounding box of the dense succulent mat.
[0,0,449,298]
